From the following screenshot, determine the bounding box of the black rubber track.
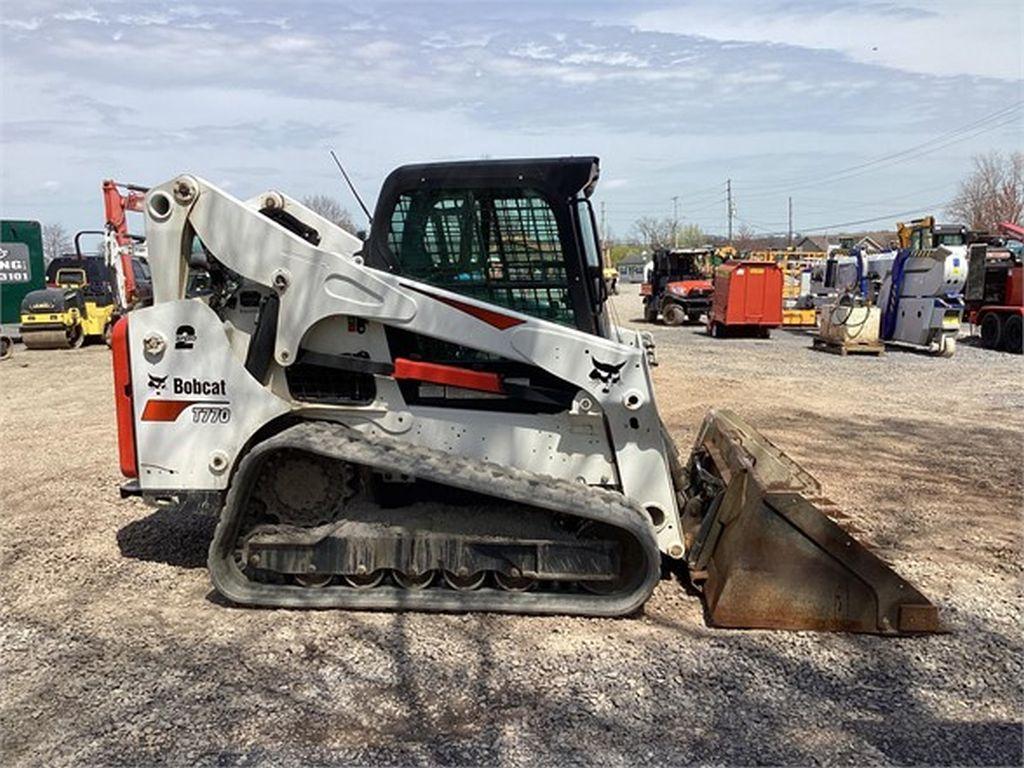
[208,421,661,616]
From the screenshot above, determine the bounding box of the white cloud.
[54,7,106,24]
[0,0,1019,237]
[1,17,42,30]
[632,0,1023,80]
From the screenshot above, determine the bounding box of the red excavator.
[99,180,149,309]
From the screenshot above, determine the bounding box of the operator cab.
[900,218,970,251]
[363,157,610,338]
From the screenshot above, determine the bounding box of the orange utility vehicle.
[708,260,783,338]
[641,248,714,325]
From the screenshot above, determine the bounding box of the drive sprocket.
[253,449,355,527]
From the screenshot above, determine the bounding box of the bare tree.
[301,194,357,234]
[631,216,675,249]
[42,223,72,264]
[733,223,757,254]
[946,151,1024,231]
[677,223,706,248]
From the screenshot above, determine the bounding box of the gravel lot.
[2,291,1022,766]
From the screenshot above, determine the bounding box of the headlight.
[669,285,687,295]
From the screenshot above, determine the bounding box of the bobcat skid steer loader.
[111,158,938,634]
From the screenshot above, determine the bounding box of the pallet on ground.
[812,336,885,356]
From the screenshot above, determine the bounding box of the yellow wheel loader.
[112,158,939,634]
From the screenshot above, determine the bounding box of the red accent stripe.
[403,284,526,330]
[393,358,504,394]
[111,317,137,477]
[141,399,199,422]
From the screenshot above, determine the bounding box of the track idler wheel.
[343,571,386,589]
[494,572,537,592]
[442,570,487,591]
[295,573,332,588]
[393,570,436,590]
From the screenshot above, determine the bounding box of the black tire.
[1003,315,1023,354]
[980,312,1002,349]
[69,324,85,349]
[0,336,11,361]
[759,327,771,340]
[662,304,686,326]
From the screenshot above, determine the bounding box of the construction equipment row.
[636,217,1022,355]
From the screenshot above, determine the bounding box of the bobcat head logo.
[148,374,167,392]
[589,358,626,393]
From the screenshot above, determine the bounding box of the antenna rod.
[330,150,372,223]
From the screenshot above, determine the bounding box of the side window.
[576,198,601,269]
[386,188,575,326]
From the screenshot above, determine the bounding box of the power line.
[742,111,1019,201]
[796,201,953,234]
[735,101,1022,194]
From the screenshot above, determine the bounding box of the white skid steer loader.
[111,157,938,633]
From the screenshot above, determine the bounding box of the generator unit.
[878,248,966,357]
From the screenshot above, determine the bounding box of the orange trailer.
[708,261,783,338]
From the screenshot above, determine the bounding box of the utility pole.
[787,196,793,247]
[671,195,679,247]
[726,179,733,242]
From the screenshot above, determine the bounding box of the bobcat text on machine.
[111,157,939,634]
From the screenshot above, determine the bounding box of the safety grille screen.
[386,189,574,326]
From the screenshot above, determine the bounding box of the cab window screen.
[387,188,574,326]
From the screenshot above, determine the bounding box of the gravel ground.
[1,291,1021,767]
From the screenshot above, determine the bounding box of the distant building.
[794,236,828,253]
[616,251,651,283]
[854,235,884,253]
[795,234,886,254]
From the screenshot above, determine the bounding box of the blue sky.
[1,0,1021,240]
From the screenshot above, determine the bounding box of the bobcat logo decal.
[589,358,626,393]
[148,374,168,392]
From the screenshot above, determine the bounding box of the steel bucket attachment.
[681,409,940,635]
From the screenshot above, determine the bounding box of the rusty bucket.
[680,409,940,635]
